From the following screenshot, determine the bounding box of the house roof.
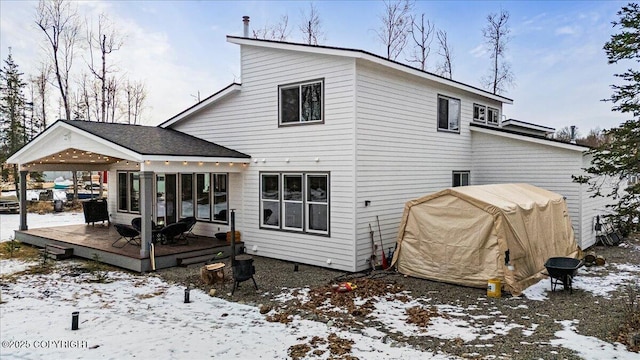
[162,37,514,129]
[61,120,250,158]
[7,119,250,168]
[470,123,590,152]
[502,118,556,133]
[227,36,514,104]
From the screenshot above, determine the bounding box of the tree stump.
[200,263,225,285]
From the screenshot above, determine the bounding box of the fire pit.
[232,254,258,295]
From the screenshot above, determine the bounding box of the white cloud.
[555,25,580,36]
[469,43,488,58]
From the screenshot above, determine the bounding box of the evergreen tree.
[576,4,640,235]
[0,49,28,184]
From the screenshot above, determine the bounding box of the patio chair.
[159,221,189,245]
[179,216,197,238]
[113,224,141,248]
[131,217,163,244]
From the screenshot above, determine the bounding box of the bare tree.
[407,13,434,71]
[376,0,413,60]
[481,10,514,95]
[87,13,123,122]
[299,2,325,45]
[577,128,608,147]
[105,76,119,123]
[35,0,80,121]
[30,62,50,129]
[123,80,146,124]
[253,15,291,41]
[435,29,453,79]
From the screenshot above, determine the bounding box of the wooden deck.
[13,224,242,272]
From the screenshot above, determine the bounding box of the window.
[118,172,128,211]
[213,174,228,222]
[306,174,328,233]
[453,171,470,187]
[117,171,140,213]
[261,174,280,228]
[283,174,303,230]
[473,103,486,123]
[179,172,227,223]
[487,107,499,125]
[180,173,194,218]
[260,172,330,235]
[196,173,210,220]
[279,79,323,125]
[438,95,460,132]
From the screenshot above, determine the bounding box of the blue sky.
[0,0,630,134]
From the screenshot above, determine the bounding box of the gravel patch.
[155,235,640,359]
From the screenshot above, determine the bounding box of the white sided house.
[8,35,612,272]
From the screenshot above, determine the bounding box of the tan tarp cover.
[391,183,581,295]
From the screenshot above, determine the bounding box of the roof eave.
[470,124,589,152]
[227,36,513,104]
[160,83,242,128]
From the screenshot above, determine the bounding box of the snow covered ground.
[1,214,639,359]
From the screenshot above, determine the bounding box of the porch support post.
[19,170,28,231]
[139,171,154,258]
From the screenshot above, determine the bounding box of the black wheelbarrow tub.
[544,257,583,293]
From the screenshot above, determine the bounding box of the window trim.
[473,103,487,124]
[282,173,304,231]
[260,173,281,230]
[212,173,229,224]
[259,171,330,236]
[487,107,500,126]
[305,173,329,235]
[116,171,141,214]
[452,171,470,187]
[437,94,461,133]
[278,78,325,127]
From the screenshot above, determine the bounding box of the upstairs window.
[279,79,323,125]
[437,95,460,132]
[487,107,500,125]
[473,103,486,123]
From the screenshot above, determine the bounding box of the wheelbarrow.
[544,257,583,294]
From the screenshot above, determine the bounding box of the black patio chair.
[159,221,189,245]
[131,217,163,244]
[179,216,197,238]
[113,224,141,248]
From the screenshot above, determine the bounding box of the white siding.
[470,131,587,246]
[172,45,358,271]
[579,154,619,249]
[354,61,504,271]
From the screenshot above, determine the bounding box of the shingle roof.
[62,120,250,158]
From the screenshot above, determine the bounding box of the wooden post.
[19,170,28,231]
[139,171,153,259]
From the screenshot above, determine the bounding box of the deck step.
[42,244,74,260]
[177,254,218,267]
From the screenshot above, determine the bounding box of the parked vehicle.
[0,196,19,213]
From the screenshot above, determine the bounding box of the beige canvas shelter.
[391,183,581,295]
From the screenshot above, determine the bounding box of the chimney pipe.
[242,16,250,38]
[570,125,576,143]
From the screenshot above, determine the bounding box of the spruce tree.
[0,49,28,184]
[577,4,640,235]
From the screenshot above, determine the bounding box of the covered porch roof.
[7,120,251,171]
[7,120,251,263]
